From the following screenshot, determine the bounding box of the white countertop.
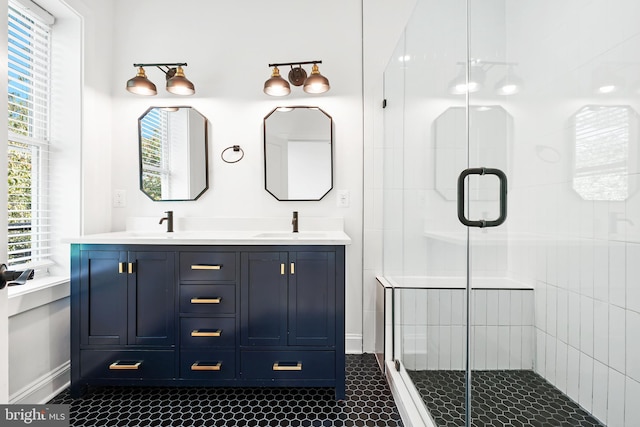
[65,230,351,246]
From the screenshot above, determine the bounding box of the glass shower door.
[383,0,639,425]
[382,0,473,425]
[463,1,637,426]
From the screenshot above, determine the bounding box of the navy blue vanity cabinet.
[70,245,176,397]
[70,244,346,400]
[240,247,345,400]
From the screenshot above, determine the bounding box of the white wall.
[107,0,364,351]
[8,285,70,403]
[63,0,114,236]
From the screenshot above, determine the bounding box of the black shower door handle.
[457,167,507,228]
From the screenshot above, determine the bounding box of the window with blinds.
[572,105,634,201]
[140,108,171,200]
[7,0,52,267]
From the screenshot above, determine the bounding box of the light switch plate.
[337,190,350,208]
[113,189,126,207]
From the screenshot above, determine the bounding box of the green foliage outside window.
[8,91,33,264]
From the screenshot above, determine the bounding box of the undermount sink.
[253,232,328,238]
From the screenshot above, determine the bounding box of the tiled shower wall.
[510,236,640,426]
[398,288,534,371]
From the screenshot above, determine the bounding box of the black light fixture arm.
[133,62,188,77]
[268,60,322,68]
[133,62,187,68]
[457,60,518,71]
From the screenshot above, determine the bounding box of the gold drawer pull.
[190,297,221,304]
[281,263,285,275]
[109,361,142,370]
[118,262,126,274]
[272,362,302,371]
[191,329,222,337]
[191,265,222,270]
[191,362,222,371]
[290,262,295,275]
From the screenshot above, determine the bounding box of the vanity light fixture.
[264,60,330,96]
[591,65,624,94]
[448,60,522,96]
[126,62,195,96]
[448,64,485,95]
[495,66,524,96]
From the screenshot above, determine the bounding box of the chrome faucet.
[292,211,299,233]
[159,211,174,232]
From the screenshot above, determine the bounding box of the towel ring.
[221,145,244,163]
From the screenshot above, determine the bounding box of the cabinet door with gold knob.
[240,252,288,346]
[288,251,336,347]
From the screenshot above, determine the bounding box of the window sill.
[8,275,70,317]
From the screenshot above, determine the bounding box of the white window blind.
[7,0,52,267]
[140,108,171,200]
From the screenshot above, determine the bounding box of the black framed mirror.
[263,106,333,201]
[138,106,209,201]
[434,106,511,200]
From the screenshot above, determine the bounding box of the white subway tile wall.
[398,289,534,371]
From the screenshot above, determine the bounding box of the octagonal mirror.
[264,106,333,201]
[138,106,209,201]
[434,106,511,200]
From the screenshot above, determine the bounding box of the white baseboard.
[345,334,362,354]
[9,361,70,404]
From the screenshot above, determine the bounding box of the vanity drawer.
[240,350,335,380]
[180,349,235,379]
[180,317,236,347]
[180,252,236,281]
[80,350,174,380]
[180,284,236,314]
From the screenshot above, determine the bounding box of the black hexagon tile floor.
[407,369,605,427]
[49,354,403,427]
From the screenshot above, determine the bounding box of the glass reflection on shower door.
[381,0,474,425]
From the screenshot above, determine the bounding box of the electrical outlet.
[113,189,127,207]
[337,190,350,208]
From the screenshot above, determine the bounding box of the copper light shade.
[126,63,195,96]
[264,60,329,96]
[126,67,157,96]
[303,63,330,94]
[263,66,291,96]
[166,66,195,95]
